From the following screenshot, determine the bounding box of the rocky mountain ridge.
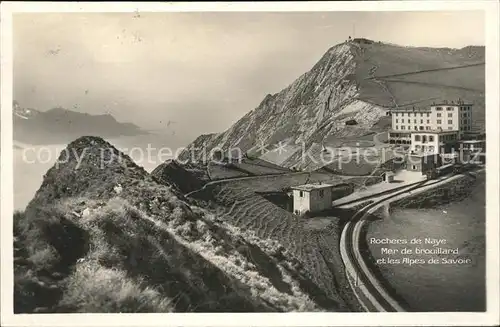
[12,101,147,145]
[179,39,485,169]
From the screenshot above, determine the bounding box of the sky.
[13,11,485,140]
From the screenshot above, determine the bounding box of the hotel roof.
[389,129,459,134]
[390,101,473,112]
[459,140,485,144]
[410,129,459,134]
[291,183,335,191]
[430,102,473,106]
[391,107,431,112]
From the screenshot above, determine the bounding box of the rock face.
[179,43,361,163]
[179,40,485,168]
[150,159,206,194]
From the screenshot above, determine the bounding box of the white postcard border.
[1,1,499,326]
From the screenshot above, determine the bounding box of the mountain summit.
[179,39,485,168]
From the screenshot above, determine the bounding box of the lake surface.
[13,133,186,211]
[366,173,486,311]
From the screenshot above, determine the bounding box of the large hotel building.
[388,99,474,155]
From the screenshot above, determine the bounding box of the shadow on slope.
[14,136,322,313]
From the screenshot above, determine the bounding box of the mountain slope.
[14,136,335,313]
[179,39,485,168]
[13,102,146,145]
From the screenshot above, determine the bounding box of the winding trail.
[364,62,485,80]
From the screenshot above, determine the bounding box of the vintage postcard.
[1,1,499,327]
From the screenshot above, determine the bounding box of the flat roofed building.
[389,99,473,147]
[407,153,442,174]
[459,140,486,152]
[430,100,473,138]
[291,183,335,216]
[410,130,459,155]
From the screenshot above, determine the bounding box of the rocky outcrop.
[15,136,333,313]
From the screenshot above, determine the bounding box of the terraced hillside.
[179,39,484,169]
[187,172,384,312]
[152,157,293,193]
[14,137,333,313]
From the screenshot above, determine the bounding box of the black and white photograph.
[1,1,499,326]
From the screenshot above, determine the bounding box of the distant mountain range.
[179,39,485,169]
[12,102,147,145]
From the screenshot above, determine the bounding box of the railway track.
[341,174,463,312]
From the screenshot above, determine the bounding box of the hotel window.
[319,190,324,197]
[420,119,423,123]
[401,126,405,130]
[414,119,417,123]
[426,113,430,117]
[429,136,434,142]
[436,107,443,111]
[395,126,398,130]
[437,113,442,117]
[446,107,453,111]
[437,119,442,124]
[420,113,423,117]
[419,126,424,130]
[415,135,421,141]
[448,127,453,130]
[414,126,418,130]
[448,120,452,124]
[414,113,417,117]
[300,191,304,197]
[448,113,453,117]
[426,126,431,130]
[395,119,398,123]
[408,119,410,123]
[427,119,430,123]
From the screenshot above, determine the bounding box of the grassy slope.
[188,172,383,312]
[353,42,485,128]
[14,137,323,313]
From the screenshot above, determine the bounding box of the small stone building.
[383,171,395,183]
[291,183,336,216]
[407,153,442,174]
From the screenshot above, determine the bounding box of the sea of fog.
[366,174,486,311]
[13,133,189,211]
